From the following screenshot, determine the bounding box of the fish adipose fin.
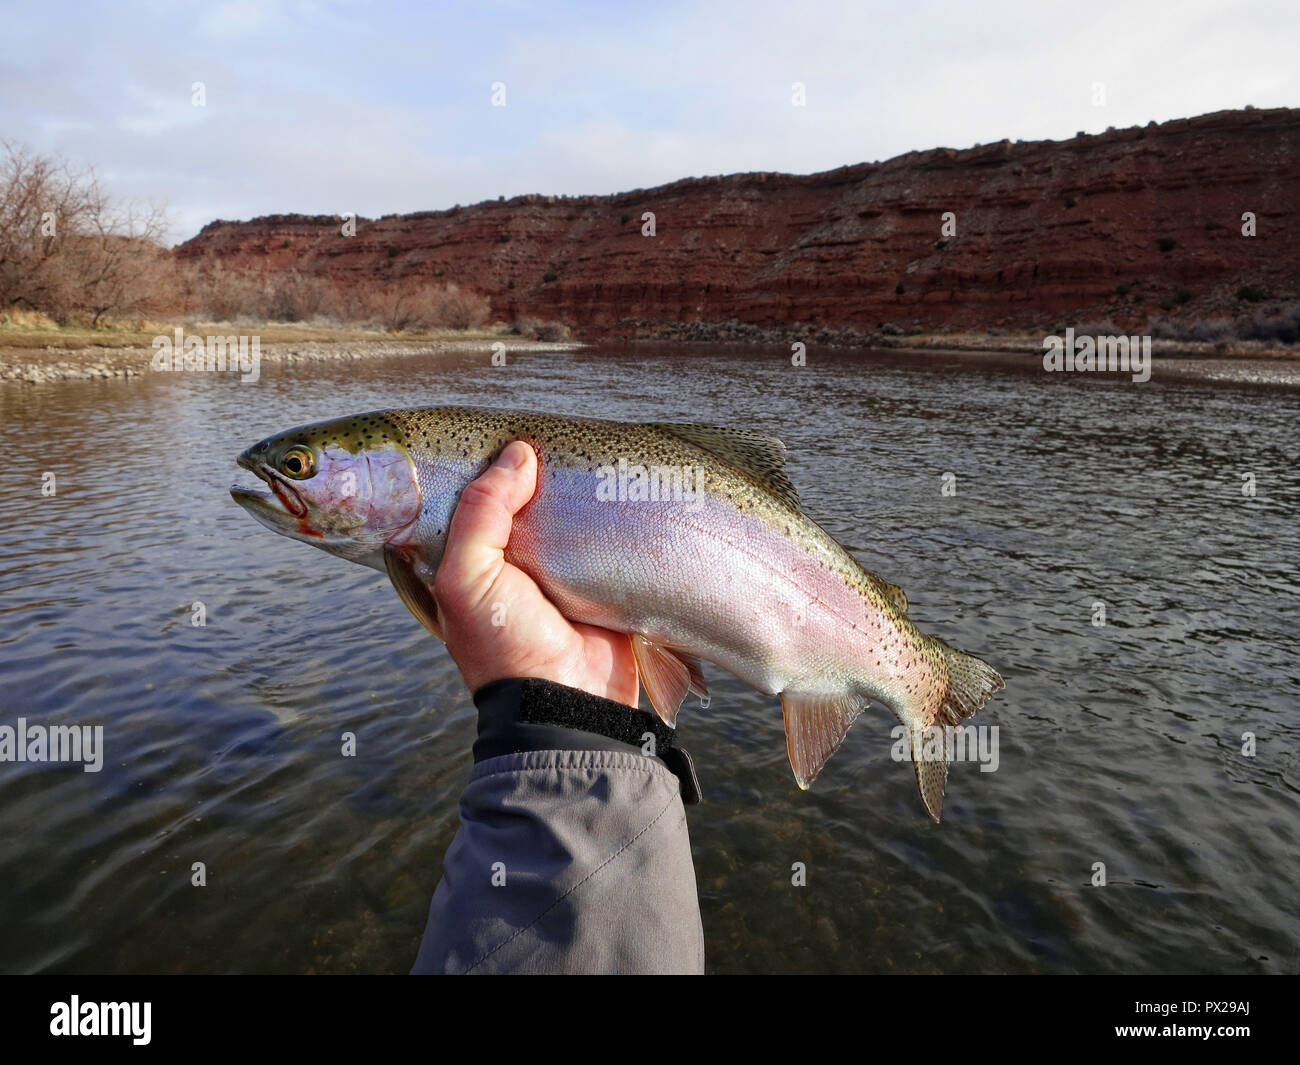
[907,639,1006,823]
[631,635,709,727]
[649,423,802,511]
[780,692,867,789]
[384,544,444,641]
[877,577,908,614]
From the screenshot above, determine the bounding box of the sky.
[2,0,1295,242]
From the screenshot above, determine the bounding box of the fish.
[230,406,1004,821]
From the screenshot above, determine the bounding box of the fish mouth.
[231,456,309,520]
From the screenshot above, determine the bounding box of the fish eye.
[279,446,316,479]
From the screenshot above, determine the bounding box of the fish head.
[230,414,421,567]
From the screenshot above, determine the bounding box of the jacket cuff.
[471,677,668,764]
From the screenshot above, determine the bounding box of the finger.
[435,441,537,605]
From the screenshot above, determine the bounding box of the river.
[1,343,1296,973]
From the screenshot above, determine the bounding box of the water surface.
[1,344,1296,973]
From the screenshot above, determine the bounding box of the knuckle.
[459,475,501,509]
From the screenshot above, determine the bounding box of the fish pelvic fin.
[780,691,867,790]
[902,638,1005,822]
[631,635,709,727]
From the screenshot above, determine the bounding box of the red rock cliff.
[177,108,1299,336]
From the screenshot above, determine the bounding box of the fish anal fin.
[780,692,865,790]
[631,635,704,727]
[649,422,801,511]
[384,544,443,641]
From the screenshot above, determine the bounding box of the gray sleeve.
[410,684,705,974]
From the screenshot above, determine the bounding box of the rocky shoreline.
[4,326,1297,386]
[610,317,1300,360]
[0,337,580,384]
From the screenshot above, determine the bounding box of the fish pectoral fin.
[780,692,866,791]
[630,635,706,727]
[384,544,444,641]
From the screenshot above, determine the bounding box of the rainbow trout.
[231,406,1004,820]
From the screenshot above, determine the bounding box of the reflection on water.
[0,345,1297,973]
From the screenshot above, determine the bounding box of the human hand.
[433,440,641,707]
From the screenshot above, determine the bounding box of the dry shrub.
[509,316,570,341]
[346,278,490,331]
[266,271,335,322]
[1148,305,1300,346]
[434,283,491,330]
[180,262,270,322]
[173,261,492,331]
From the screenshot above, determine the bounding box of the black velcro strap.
[511,679,701,804]
[515,678,677,753]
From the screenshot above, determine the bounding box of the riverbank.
[6,318,1298,385]
[612,318,1300,360]
[0,323,580,384]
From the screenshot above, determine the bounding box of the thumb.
[434,441,538,608]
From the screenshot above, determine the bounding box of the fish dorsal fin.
[780,692,866,789]
[384,544,444,641]
[630,635,710,727]
[649,422,801,511]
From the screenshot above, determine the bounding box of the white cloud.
[198,0,271,37]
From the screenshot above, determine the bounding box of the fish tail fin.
[933,637,1004,729]
[901,722,950,825]
[904,639,1005,823]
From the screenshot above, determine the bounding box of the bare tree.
[0,141,171,324]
